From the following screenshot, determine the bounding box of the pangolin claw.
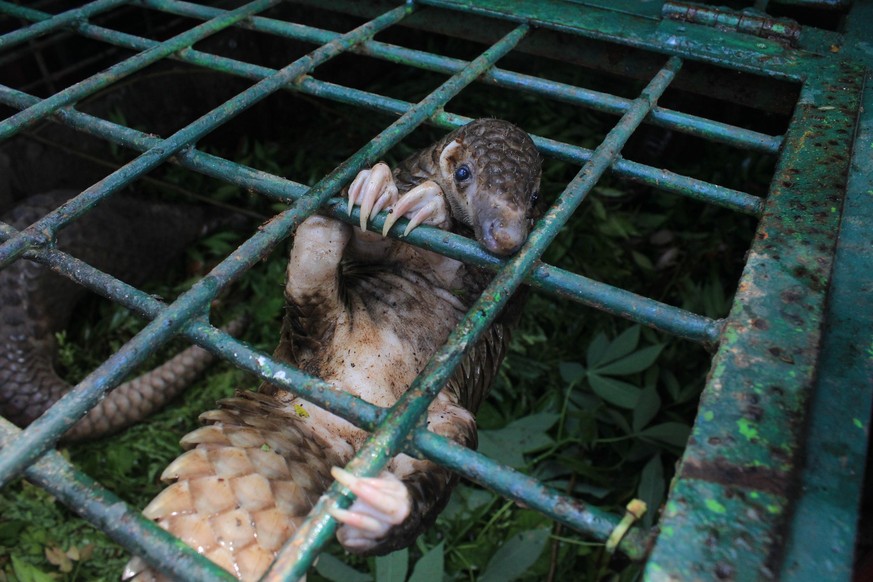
[329,466,410,541]
[346,162,397,230]
[381,180,448,237]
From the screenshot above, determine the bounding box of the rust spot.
[751,318,768,330]
[780,289,803,303]
[680,457,791,497]
[745,404,764,422]
[768,346,795,364]
[769,445,792,466]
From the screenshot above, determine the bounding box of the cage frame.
[0,1,870,580]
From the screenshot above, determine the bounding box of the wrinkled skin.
[126,119,542,581]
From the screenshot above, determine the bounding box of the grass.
[0,29,774,582]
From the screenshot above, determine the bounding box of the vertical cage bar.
[645,61,864,581]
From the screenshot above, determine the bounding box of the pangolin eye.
[454,165,471,182]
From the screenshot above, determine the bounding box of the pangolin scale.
[0,192,242,441]
[125,119,542,581]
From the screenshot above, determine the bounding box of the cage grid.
[0,1,870,581]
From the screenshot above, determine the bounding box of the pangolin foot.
[381,180,450,237]
[347,162,399,231]
[329,467,411,551]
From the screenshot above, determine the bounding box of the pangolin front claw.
[381,180,450,237]
[329,466,411,550]
[346,162,399,231]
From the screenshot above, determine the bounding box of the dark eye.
[530,191,539,207]
[454,165,471,182]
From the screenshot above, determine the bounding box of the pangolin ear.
[438,139,463,179]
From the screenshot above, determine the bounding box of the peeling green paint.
[705,499,727,514]
[737,418,760,441]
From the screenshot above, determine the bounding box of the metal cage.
[0,1,870,580]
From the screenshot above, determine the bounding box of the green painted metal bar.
[413,429,651,560]
[0,0,407,270]
[0,0,128,50]
[0,84,720,346]
[662,1,801,45]
[327,196,723,345]
[644,61,864,580]
[415,0,807,82]
[0,0,281,142]
[151,0,782,154]
[295,78,765,217]
[4,0,767,219]
[0,220,385,432]
[268,55,684,580]
[0,3,415,488]
[0,417,237,582]
[779,67,873,581]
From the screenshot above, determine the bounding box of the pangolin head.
[434,119,542,256]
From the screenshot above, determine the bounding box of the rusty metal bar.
[644,60,864,580]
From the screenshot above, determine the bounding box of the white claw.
[346,163,397,230]
[328,507,384,534]
[331,466,359,489]
[347,169,370,216]
[329,466,411,542]
[381,181,448,237]
[403,201,440,236]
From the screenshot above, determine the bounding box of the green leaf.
[478,414,559,468]
[632,385,662,433]
[638,422,692,447]
[408,541,444,582]
[315,553,372,582]
[559,361,585,384]
[596,344,664,376]
[479,528,550,582]
[631,250,654,271]
[375,548,408,582]
[602,326,640,366]
[588,374,641,409]
[0,519,28,546]
[662,369,681,401]
[11,555,55,582]
[638,455,665,528]
[585,332,610,368]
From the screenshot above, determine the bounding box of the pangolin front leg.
[347,161,451,236]
[320,163,454,548]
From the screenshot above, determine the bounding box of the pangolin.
[0,191,243,441]
[123,119,542,581]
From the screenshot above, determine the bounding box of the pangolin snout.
[477,206,528,256]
